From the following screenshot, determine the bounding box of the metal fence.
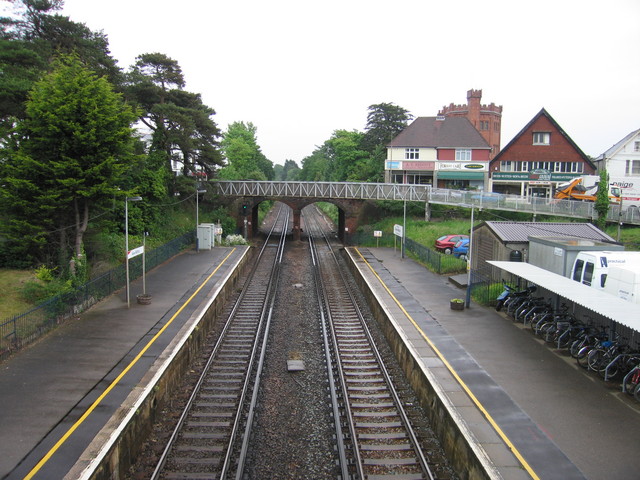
[0,232,195,360]
[213,180,640,225]
[347,232,467,275]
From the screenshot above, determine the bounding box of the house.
[489,108,595,199]
[439,89,503,160]
[385,116,491,189]
[593,128,640,215]
[472,221,616,280]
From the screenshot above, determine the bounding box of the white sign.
[393,224,403,237]
[127,246,144,259]
[214,227,223,234]
[374,230,382,238]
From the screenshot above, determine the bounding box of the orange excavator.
[553,176,621,203]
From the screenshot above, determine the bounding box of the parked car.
[435,234,468,254]
[453,238,470,260]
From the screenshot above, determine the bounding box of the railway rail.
[306,206,435,480]
[150,205,290,480]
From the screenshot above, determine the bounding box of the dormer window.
[405,148,419,160]
[533,132,550,145]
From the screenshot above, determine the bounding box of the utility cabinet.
[197,224,214,250]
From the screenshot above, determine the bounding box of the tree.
[0,1,122,141]
[362,102,413,153]
[219,121,273,180]
[125,53,223,180]
[282,159,301,180]
[594,170,610,230]
[1,54,137,271]
[299,150,330,182]
[322,130,369,182]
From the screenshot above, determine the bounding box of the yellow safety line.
[353,247,540,480]
[24,248,237,480]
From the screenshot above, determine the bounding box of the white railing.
[211,181,640,224]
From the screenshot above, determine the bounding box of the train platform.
[0,245,249,480]
[347,247,640,480]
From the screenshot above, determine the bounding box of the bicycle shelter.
[488,261,640,335]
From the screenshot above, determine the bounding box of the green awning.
[437,171,485,180]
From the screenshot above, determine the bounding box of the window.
[573,259,584,282]
[635,141,640,152]
[626,160,640,175]
[405,148,419,160]
[455,149,471,161]
[480,120,489,131]
[533,132,550,145]
[582,262,594,286]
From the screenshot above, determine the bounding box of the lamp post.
[465,205,476,308]
[195,189,206,251]
[125,196,142,308]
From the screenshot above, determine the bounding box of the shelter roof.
[488,261,639,331]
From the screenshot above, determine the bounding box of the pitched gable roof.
[387,116,490,149]
[477,221,616,243]
[493,108,595,169]
[596,128,640,161]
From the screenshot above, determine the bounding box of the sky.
[7,0,640,165]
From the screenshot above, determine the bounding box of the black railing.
[347,232,467,275]
[0,232,195,361]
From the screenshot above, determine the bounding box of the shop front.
[435,162,487,190]
[490,169,580,198]
[385,160,435,185]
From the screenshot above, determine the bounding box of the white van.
[571,251,640,290]
[603,266,640,304]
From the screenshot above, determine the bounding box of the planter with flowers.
[450,298,465,311]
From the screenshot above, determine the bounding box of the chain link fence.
[0,232,194,360]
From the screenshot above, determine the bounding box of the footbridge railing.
[214,181,429,202]
[212,181,640,225]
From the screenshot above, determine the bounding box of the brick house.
[385,116,491,189]
[489,108,595,199]
[439,89,503,160]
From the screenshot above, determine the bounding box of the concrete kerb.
[343,247,508,480]
[65,247,251,480]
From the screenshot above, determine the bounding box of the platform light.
[125,196,142,308]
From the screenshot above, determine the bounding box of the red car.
[435,234,469,254]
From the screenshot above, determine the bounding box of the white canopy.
[488,261,640,332]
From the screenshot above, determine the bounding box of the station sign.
[393,224,403,237]
[127,246,144,259]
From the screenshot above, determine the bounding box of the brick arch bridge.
[211,181,431,242]
[236,196,366,242]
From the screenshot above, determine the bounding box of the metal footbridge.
[213,181,639,225]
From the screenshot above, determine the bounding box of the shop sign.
[385,161,401,170]
[529,169,551,181]
[403,161,435,170]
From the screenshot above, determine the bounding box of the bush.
[224,234,248,246]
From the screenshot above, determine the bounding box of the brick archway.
[232,197,365,242]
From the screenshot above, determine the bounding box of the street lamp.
[465,205,477,308]
[195,189,206,251]
[125,196,142,308]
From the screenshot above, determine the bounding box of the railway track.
[305,205,435,480]
[150,205,290,480]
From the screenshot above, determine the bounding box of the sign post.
[393,224,403,256]
[374,230,382,248]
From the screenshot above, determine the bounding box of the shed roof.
[387,117,490,149]
[477,221,616,244]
